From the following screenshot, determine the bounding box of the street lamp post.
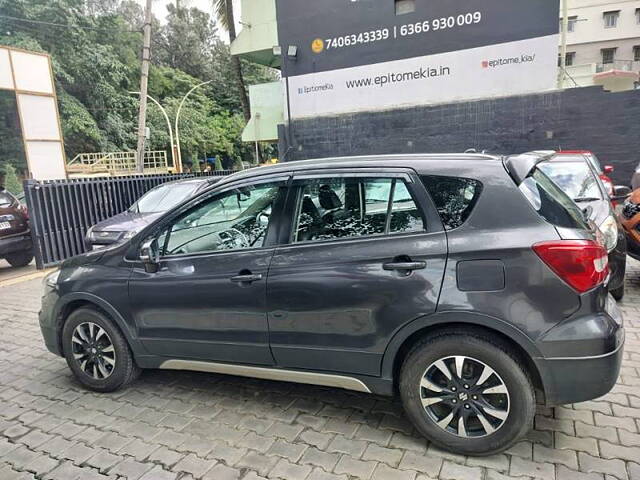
[175,80,213,173]
[130,92,176,171]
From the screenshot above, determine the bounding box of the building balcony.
[563,62,639,92]
[230,0,280,68]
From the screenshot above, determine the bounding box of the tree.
[213,0,251,121]
[2,164,23,195]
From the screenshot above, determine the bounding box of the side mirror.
[603,165,614,174]
[140,238,160,274]
[611,185,631,201]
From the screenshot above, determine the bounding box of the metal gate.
[24,171,236,269]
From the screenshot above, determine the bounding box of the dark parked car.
[0,188,33,267]
[537,153,627,300]
[40,153,624,456]
[85,177,221,248]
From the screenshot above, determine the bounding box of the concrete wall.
[287,86,640,186]
[568,38,640,66]
[564,0,640,45]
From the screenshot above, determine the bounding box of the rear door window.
[293,177,425,243]
[519,169,589,230]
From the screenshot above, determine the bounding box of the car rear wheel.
[399,332,535,456]
[62,307,140,392]
[5,251,33,267]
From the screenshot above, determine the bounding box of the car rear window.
[519,169,589,230]
[420,175,482,230]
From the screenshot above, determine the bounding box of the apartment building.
[560,0,640,70]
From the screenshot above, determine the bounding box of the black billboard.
[275,0,560,77]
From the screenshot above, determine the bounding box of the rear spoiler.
[504,151,557,185]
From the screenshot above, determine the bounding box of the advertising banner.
[276,0,560,118]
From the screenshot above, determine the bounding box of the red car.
[557,150,616,201]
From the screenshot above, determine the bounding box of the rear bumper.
[535,294,624,405]
[0,233,32,256]
[535,336,623,405]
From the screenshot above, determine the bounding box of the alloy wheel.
[419,355,510,438]
[71,322,116,380]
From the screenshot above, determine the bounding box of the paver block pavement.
[1,261,640,479]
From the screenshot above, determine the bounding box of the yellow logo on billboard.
[311,38,324,54]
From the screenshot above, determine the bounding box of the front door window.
[158,182,281,256]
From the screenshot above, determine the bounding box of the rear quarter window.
[420,176,482,230]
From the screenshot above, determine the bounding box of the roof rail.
[504,150,557,184]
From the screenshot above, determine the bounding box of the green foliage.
[2,164,23,195]
[0,0,278,175]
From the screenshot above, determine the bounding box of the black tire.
[5,251,33,267]
[399,331,535,456]
[62,307,140,392]
[610,283,625,301]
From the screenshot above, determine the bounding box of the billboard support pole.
[135,0,153,173]
[277,48,295,162]
[559,0,568,89]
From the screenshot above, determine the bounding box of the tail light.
[533,240,609,293]
[599,174,614,197]
[19,204,29,221]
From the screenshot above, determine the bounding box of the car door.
[266,169,447,376]
[128,176,289,366]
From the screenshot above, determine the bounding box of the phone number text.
[323,12,482,51]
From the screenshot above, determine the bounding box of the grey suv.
[39,153,624,455]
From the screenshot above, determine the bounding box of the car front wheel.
[400,331,535,456]
[62,307,140,392]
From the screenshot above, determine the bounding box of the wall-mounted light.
[287,45,298,59]
[273,45,282,56]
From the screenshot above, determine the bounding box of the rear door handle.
[383,261,426,271]
[230,273,263,284]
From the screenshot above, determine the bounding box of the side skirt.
[159,359,373,393]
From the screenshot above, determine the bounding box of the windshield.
[131,183,199,213]
[0,191,15,208]
[538,161,602,201]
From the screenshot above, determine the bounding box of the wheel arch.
[54,293,142,356]
[382,311,546,402]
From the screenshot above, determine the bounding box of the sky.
[136,0,241,22]
[136,0,240,41]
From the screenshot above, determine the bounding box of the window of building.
[603,10,619,28]
[420,176,483,230]
[601,48,616,64]
[293,177,424,243]
[634,46,640,62]
[559,52,576,67]
[395,0,415,16]
[636,8,640,24]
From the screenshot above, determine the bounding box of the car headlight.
[122,230,138,240]
[43,269,60,289]
[599,215,619,253]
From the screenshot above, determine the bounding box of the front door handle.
[383,261,426,271]
[230,273,263,284]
